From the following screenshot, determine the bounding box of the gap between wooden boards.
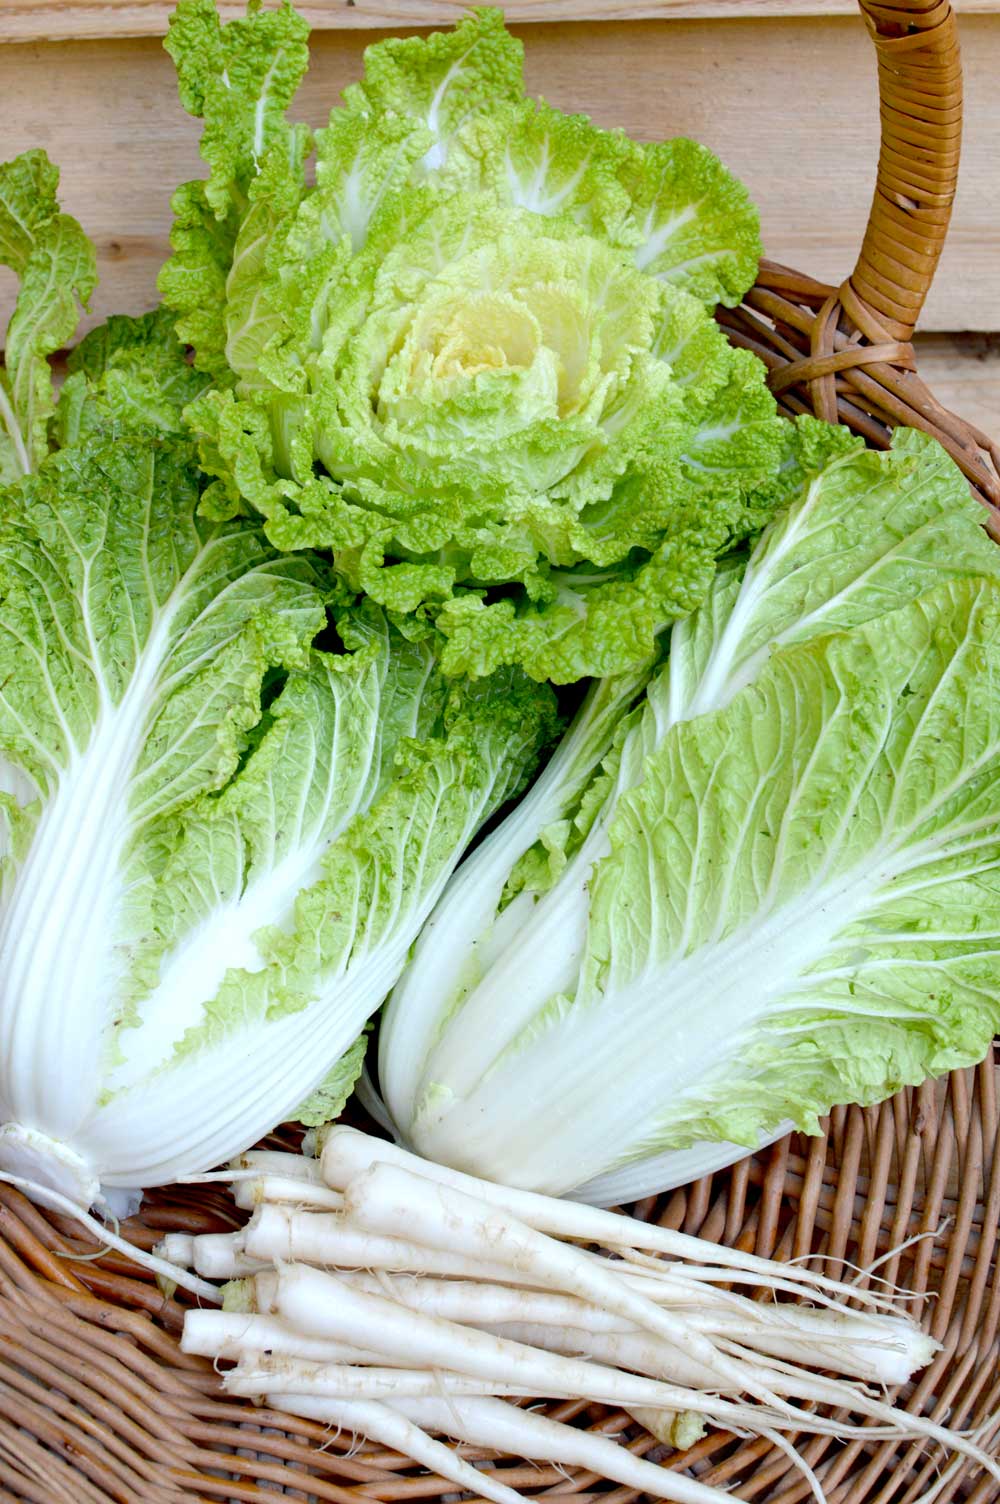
[4,0,999,45]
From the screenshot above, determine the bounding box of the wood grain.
[1,17,998,339]
[3,0,999,46]
[913,333,1000,435]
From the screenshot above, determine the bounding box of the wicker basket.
[2,1,999,1500]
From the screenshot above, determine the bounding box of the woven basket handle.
[846,0,962,344]
[737,0,998,509]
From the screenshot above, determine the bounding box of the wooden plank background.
[4,0,999,44]
[1,6,998,427]
[916,334,1000,434]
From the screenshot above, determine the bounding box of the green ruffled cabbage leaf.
[160,1,782,683]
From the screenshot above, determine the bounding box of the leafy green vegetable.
[0,148,204,481]
[0,429,555,1209]
[380,427,1000,1200]
[294,1030,370,1128]
[0,150,96,483]
[54,307,211,445]
[160,1,782,683]
[5,0,991,1227]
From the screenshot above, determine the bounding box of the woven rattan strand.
[1,1065,999,1503]
[1,0,999,1500]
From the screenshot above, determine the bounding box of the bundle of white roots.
[164,1127,999,1504]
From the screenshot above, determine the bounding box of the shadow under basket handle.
[846,0,962,345]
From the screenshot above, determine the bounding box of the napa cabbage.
[160,1,787,683]
[0,428,554,1210]
[379,425,1000,1201]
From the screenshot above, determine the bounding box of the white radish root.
[190,1232,268,1278]
[231,1176,344,1213]
[272,1261,760,1427]
[154,1232,195,1267]
[627,1405,706,1451]
[225,1355,536,1402]
[343,1162,800,1411]
[231,1151,325,1183]
[174,1127,994,1504]
[243,1203,539,1285]
[182,1309,390,1367]
[265,1394,525,1504]
[392,1395,740,1504]
[338,1272,635,1335]
[321,1127,891,1309]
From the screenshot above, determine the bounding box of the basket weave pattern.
[1,1061,998,1502]
[1,1,998,1500]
